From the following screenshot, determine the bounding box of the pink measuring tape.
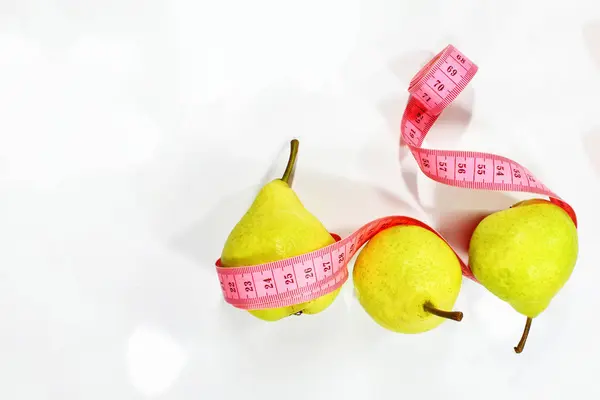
[214,44,578,310]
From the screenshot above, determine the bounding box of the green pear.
[353,225,464,334]
[220,139,341,321]
[468,198,578,353]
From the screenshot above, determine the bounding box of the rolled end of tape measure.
[408,44,478,116]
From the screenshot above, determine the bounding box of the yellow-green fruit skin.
[468,201,578,318]
[353,225,463,334]
[221,179,340,321]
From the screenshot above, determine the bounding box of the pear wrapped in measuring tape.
[219,139,341,321]
[214,45,579,356]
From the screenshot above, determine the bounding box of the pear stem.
[423,302,463,322]
[514,317,533,354]
[281,139,299,185]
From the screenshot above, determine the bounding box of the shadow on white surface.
[583,128,600,177]
[389,50,435,83]
[427,184,517,260]
[583,20,600,70]
[424,86,476,148]
[377,50,434,133]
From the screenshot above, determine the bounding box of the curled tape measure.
[215,44,578,310]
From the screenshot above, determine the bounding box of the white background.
[1,1,600,399]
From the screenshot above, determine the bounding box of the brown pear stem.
[514,317,533,354]
[423,302,463,322]
[281,139,299,185]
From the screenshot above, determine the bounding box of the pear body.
[353,225,463,334]
[221,179,340,320]
[468,201,578,318]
